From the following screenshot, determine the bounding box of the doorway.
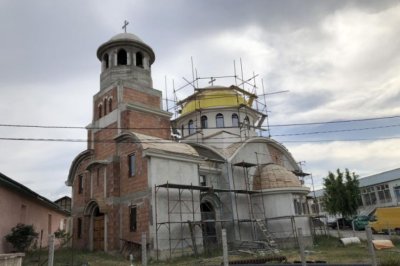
[200,201,217,250]
[93,207,104,251]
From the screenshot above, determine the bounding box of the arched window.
[104,98,108,114]
[181,125,184,137]
[232,113,239,127]
[216,113,224,128]
[103,53,109,69]
[98,104,103,118]
[108,98,112,112]
[188,120,195,134]
[136,52,143,68]
[117,49,127,65]
[201,115,208,129]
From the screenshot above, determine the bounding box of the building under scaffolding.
[67,30,322,260]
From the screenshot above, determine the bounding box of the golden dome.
[253,164,301,190]
[181,87,251,115]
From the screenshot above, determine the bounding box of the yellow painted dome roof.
[253,164,301,190]
[181,87,250,115]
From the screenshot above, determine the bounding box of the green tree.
[323,168,361,218]
[5,224,38,252]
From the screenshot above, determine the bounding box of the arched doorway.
[93,206,105,251]
[84,200,105,251]
[200,201,217,249]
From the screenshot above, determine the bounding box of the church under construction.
[66,29,314,259]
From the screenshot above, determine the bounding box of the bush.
[5,223,38,252]
[54,229,71,246]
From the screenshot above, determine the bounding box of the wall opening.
[117,49,127,65]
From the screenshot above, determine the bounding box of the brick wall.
[123,87,161,109]
[93,123,118,160]
[122,110,170,139]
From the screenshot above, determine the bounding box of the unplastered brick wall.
[118,141,149,195]
[94,87,118,120]
[123,86,161,109]
[121,197,150,244]
[93,123,118,160]
[122,110,170,139]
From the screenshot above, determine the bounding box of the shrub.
[54,229,71,246]
[5,223,38,252]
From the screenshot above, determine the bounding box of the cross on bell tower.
[122,20,129,33]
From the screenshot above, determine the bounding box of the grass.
[21,236,400,265]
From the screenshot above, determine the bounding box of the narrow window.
[232,113,239,127]
[201,115,208,129]
[129,206,137,232]
[97,168,100,186]
[77,218,82,239]
[200,175,206,186]
[136,52,143,68]
[104,98,108,114]
[78,175,83,194]
[216,113,224,128]
[98,104,102,119]
[117,49,127,65]
[188,120,195,134]
[103,53,109,69]
[181,125,184,137]
[108,98,112,112]
[128,153,136,177]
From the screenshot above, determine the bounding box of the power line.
[0,114,399,130]
[1,135,399,144]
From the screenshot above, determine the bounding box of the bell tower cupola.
[97,32,155,90]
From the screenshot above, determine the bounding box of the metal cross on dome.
[122,20,129,33]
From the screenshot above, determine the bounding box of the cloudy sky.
[0,0,399,200]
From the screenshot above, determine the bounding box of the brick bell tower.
[88,32,172,160]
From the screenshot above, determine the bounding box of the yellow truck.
[368,206,400,234]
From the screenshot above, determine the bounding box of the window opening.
[128,153,136,177]
[103,53,109,69]
[108,98,112,113]
[181,125,184,137]
[216,113,224,128]
[361,186,377,206]
[200,175,206,186]
[97,168,100,186]
[77,218,82,239]
[98,105,102,119]
[188,120,195,134]
[232,113,239,127]
[201,115,208,129]
[117,49,127,65]
[103,98,107,114]
[136,52,143,68]
[78,175,83,194]
[129,206,137,232]
[376,184,391,203]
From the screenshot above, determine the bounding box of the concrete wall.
[149,156,203,258]
[0,186,67,253]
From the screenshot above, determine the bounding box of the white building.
[309,168,400,217]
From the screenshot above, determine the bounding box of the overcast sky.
[0,0,399,200]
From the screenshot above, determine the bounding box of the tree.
[5,224,38,252]
[323,168,361,219]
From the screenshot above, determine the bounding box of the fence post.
[222,229,229,266]
[366,227,378,266]
[141,232,147,266]
[48,234,55,266]
[297,228,306,266]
